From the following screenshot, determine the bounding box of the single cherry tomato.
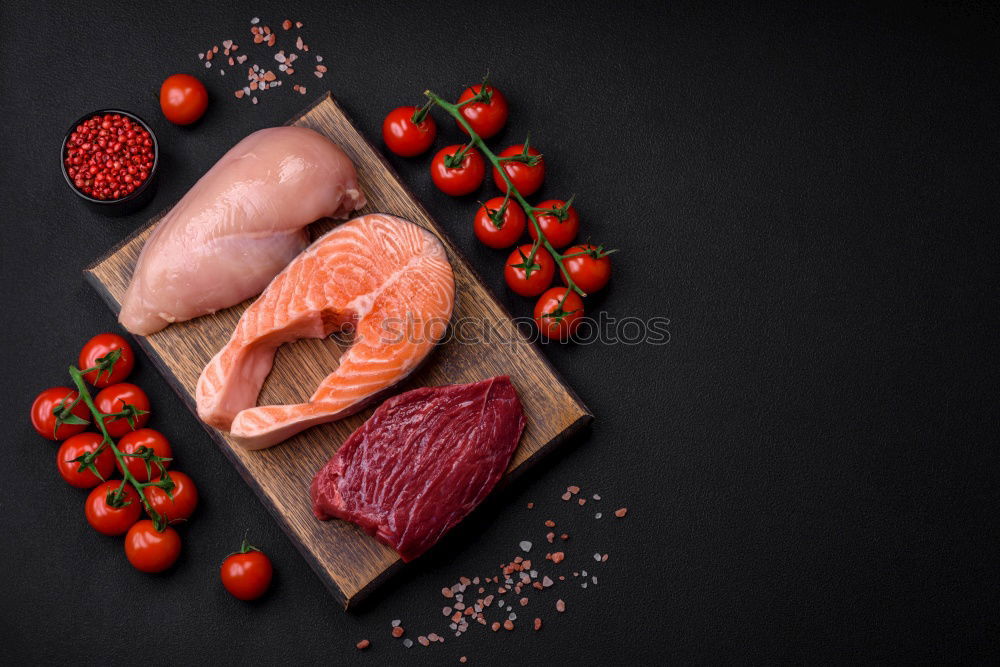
[504,244,556,297]
[57,433,115,489]
[431,145,485,196]
[529,199,580,249]
[85,481,142,536]
[493,144,545,196]
[31,387,89,440]
[94,383,150,438]
[474,197,526,249]
[534,288,585,341]
[159,73,209,125]
[383,106,437,157]
[79,333,135,388]
[125,520,181,573]
[146,472,198,524]
[116,428,172,482]
[457,83,509,138]
[562,244,613,293]
[221,540,273,601]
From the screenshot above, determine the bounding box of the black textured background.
[1,1,997,664]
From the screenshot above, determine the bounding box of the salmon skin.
[195,213,455,450]
[310,376,526,562]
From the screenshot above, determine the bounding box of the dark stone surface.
[1,1,996,663]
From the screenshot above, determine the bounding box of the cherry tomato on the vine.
[431,145,485,196]
[94,383,150,438]
[383,106,437,157]
[534,287,585,341]
[79,333,135,388]
[562,244,613,293]
[31,387,89,440]
[504,244,556,297]
[125,520,181,573]
[117,428,172,482]
[57,433,115,489]
[493,144,545,196]
[159,74,209,125]
[457,83,509,139]
[529,199,580,249]
[146,472,199,524]
[85,481,142,536]
[474,197,526,249]
[221,541,273,601]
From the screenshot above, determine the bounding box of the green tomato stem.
[67,365,162,525]
[423,90,586,305]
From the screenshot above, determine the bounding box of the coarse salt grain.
[595,512,602,519]
[556,599,566,612]
[519,541,532,552]
[403,638,413,648]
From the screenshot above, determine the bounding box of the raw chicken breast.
[196,214,455,450]
[119,126,365,335]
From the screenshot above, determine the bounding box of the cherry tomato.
[57,433,115,489]
[457,83,509,138]
[79,333,135,388]
[493,144,545,196]
[474,197,526,249]
[431,145,485,196]
[125,520,181,573]
[146,472,198,524]
[504,244,556,297]
[85,481,142,536]
[383,106,437,157]
[116,428,172,482]
[94,383,150,438]
[562,244,613,293]
[31,387,89,440]
[534,288,585,341]
[221,542,273,601]
[529,199,580,249]
[159,74,208,125]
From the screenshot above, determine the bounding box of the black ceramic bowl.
[60,109,159,215]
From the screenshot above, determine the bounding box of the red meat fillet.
[310,376,526,562]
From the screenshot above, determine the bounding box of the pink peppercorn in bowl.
[61,109,159,214]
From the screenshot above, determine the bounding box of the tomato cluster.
[30,333,199,574]
[382,79,615,340]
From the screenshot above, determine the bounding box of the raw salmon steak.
[120,126,365,335]
[310,377,526,562]
[196,213,455,450]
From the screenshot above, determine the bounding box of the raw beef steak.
[310,376,526,562]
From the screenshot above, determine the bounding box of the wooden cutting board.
[85,93,591,609]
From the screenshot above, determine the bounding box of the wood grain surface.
[84,93,591,609]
